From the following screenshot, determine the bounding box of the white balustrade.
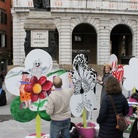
[12,0,138,11]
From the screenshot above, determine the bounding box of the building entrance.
[72,23,97,64]
[110,25,132,64]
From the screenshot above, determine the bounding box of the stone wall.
[12,9,138,66]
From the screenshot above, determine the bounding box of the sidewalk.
[0,84,130,138]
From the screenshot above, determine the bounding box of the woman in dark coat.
[97,64,113,105]
[97,76,129,138]
[129,117,138,138]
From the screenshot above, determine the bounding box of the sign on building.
[31,30,48,48]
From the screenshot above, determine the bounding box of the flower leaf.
[47,69,66,77]
[32,102,39,106]
[39,99,47,108]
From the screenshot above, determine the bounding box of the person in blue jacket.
[0,80,6,106]
[97,76,129,138]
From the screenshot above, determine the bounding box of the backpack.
[0,89,7,106]
[116,114,129,131]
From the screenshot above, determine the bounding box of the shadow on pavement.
[0,115,13,122]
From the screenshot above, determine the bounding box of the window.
[0,9,7,24]
[0,34,7,47]
[73,34,83,42]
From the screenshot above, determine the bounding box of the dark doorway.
[72,23,97,64]
[53,29,59,63]
[110,24,132,64]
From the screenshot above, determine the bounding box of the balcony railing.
[12,0,138,12]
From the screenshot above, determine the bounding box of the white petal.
[70,95,83,117]
[83,89,96,111]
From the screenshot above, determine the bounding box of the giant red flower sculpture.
[24,76,53,102]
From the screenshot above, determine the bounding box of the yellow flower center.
[33,83,42,94]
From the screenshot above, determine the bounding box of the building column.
[134,21,138,57]
[12,10,29,65]
[58,17,72,64]
[98,19,111,65]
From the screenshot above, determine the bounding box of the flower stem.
[36,114,41,138]
[82,108,87,128]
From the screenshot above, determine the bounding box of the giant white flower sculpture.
[123,57,138,91]
[5,49,72,138]
[70,54,97,117]
[4,49,54,138]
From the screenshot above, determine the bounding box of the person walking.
[0,80,7,106]
[45,74,74,138]
[97,76,129,138]
[97,63,113,105]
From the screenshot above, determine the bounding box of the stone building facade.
[12,0,138,66]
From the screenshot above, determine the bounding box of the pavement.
[0,83,132,138]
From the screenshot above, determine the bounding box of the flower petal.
[42,80,53,91]
[39,90,46,99]
[70,94,83,117]
[30,76,38,85]
[84,89,96,111]
[24,84,33,93]
[31,94,38,102]
[38,76,47,85]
